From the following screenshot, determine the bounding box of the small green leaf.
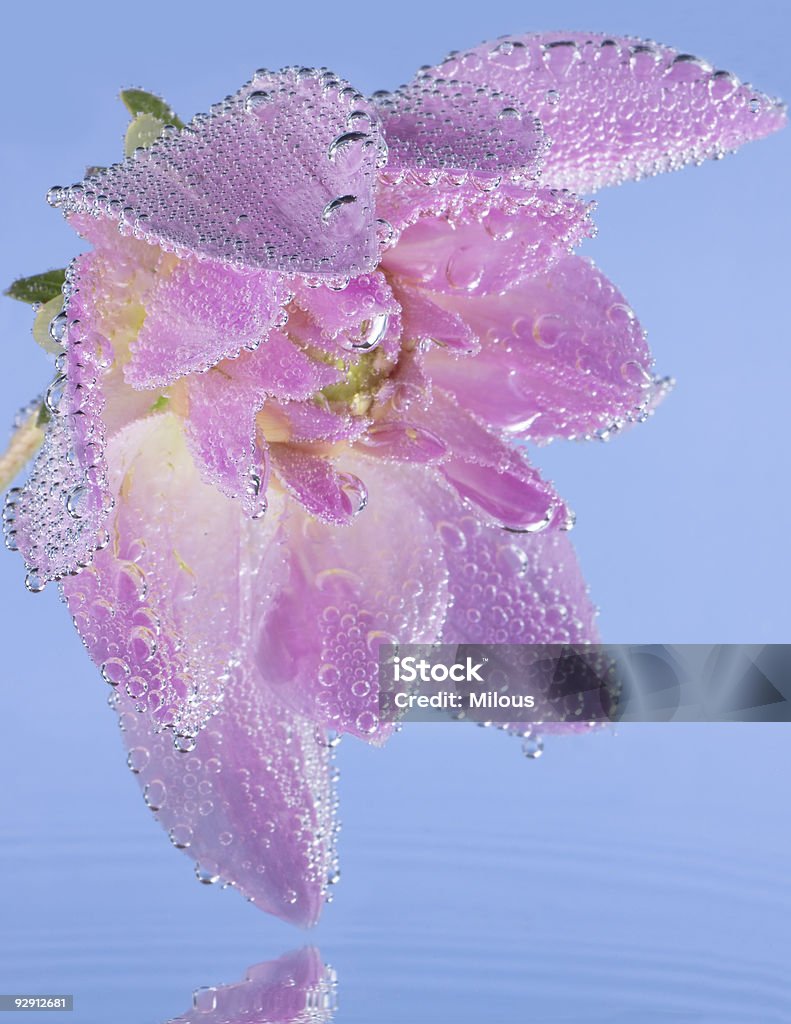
[120,88,185,129]
[149,395,170,414]
[32,295,67,355]
[125,112,167,157]
[5,269,66,306]
[36,402,51,428]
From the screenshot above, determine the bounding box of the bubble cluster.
[49,67,388,277]
[5,255,112,587]
[373,77,547,183]
[422,32,786,191]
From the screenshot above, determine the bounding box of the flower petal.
[292,272,400,354]
[6,255,113,587]
[405,389,569,532]
[255,457,450,739]
[430,479,599,646]
[380,183,593,296]
[413,33,786,192]
[115,670,336,927]
[166,948,335,1022]
[185,333,341,514]
[51,68,386,277]
[354,421,447,463]
[269,445,368,525]
[425,255,661,440]
[374,78,546,179]
[272,399,369,444]
[127,258,291,389]
[62,415,287,740]
[396,281,479,354]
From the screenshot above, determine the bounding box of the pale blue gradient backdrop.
[0,2,789,1022]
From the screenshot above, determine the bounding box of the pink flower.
[2,33,784,925]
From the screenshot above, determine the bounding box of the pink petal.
[428,476,599,646]
[374,78,547,180]
[166,948,334,1022]
[412,33,787,192]
[62,415,287,741]
[256,457,450,739]
[425,255,661,440]
[6,254,113,587]
[380,183,593,296]
[354,420,447,462]
[62,417,336,924]
[269,445,368,525]
[441,455,566,534]
[273,399,369,443]
[406,389,569,531]
[396,282,479,354]
[185,333,341,513]
[126,258,291,389]
[51,68,386,277]
[292,272,400,354]
[114,672,336,927]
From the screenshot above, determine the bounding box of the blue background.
[1,2,789,1021]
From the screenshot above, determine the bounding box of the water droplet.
[65,484,88,520]
[24,568,45,593]
[523,736,544,759]
[101,657,129,687]
[144,779,167,810]
[532,313,563,349]
[48,311,69,344]
[328,130,369,163]
[322,194,357,226]
[354,313,389,351]
[193,987,218,1014]
[244,91,272,114]
[169,823,193,849]
[127,746,150,773]
[445,248,484,291]
[338,473,367,516]
[195,863,220,885]
[45,375,67,415]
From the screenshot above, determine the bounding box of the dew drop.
[65,484,89,520]
[127,746,150,774]
[322,194,358,227]
[144,779,167,810]
[338,473,368,516]
[353,313,389,351]
[48,311,69,344]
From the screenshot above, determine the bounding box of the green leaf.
[125,112,167,156]
[32,295,67,355]
[149,395,170,414]
[5,269,66,306]
[120,88,185,129]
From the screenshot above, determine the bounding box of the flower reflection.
[166,948,336,1024]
